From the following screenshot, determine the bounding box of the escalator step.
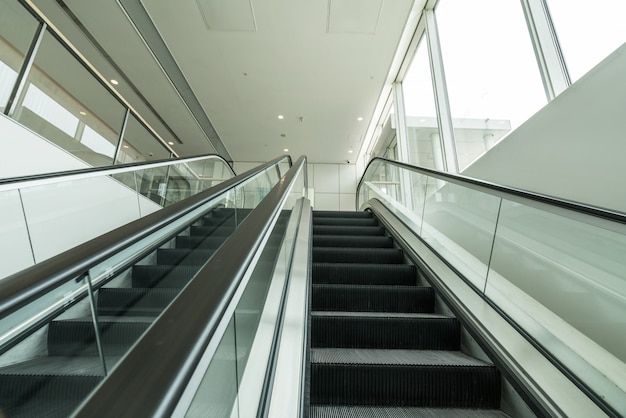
[313,263,417,286]
[156,248,215,265]
[311,312,459,350]
[313,225,385,236]
[0,374,101,418]
[313,218,378,227]
[175,236,229,250]
[190,225,235,237]
[313,247,403,264]
[97,288,180,316]
[312,285,434,313]
[310,348,500,408]
[132,265,199,288]
[310,405,511,417]
[313,235,393,248]
[313,211,373,219]
[47,318,152,357]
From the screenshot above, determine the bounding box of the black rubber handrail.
[0,153,235,186]
[73,156,307,418]
[357,157,626,223]
[0,155,291,320]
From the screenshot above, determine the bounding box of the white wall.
[0,113,89,178]
[0,115,162,278]
[463,43,626,213]
[234,161,359,211]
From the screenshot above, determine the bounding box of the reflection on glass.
[403,37,441,169]
[436,0,546,170]
[421,180,500,288]
[11,31,126,167]
[185,318,239,418]
[487,199,626,363]
[0,278,104,417]
[0,0,39,113]
[547,0,626,83]
[0,189,36,279]
[117,114,169,164]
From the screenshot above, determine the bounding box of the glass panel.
[0,189,34,279]
[19,175,143,263]
[0,277,104,417]
[486,199,626,411]
[421,180,500,289]
[12,31,126,167]
[436,0,546,170]
[185,318,239,418]
[546,0,626,83]
[487,200,626,362]
[402,37,441,169]
[0,0,39,113]
[117,114,169,164]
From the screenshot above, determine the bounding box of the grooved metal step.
[313,225,385,236]
[310,405,511,418]
[156,248,215,265]
[313,247,403,264]
[312,284,434,313]
[312,263,417,286]
[313,217,378,227]
[311,312,459,350]
[313,211,373,218]
[313,235,393,248]
[310,349,500,408]
[132,265,199,288]
[97,288,180,316]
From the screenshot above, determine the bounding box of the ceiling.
[29,0,419,164]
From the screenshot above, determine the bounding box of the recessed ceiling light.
[168,141,174,145]
[278,115,284,120]
[110,79,119,85]
[79,111,86,116]
[283,148,289,152]
[357,117,363,121]
[348,149,353,154]
[123,145,129,149]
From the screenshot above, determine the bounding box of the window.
[0,0,39,112]
[402,37,441,169]
[436,0,547,170]
[546,0,626,82]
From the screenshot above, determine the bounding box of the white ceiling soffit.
[327,0,383,34]
[196,0,257,32]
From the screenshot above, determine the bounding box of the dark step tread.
[313,218,378,227]
[175,235,228,249]
[132,264,199,288]
[313,235,393,248]
[311,349,489,367]
[311,315,459,349]
[313,247,403,264]
[310,405,510,418]
[311,350,500,408]
[312,284,434,313]
[313,225,385,236]
[156,248,215,265]
[98,288,179,316]
[48,319,152,357]
[0,356,115,376]
[313,211,373,218]
[313,263,417,286]
[312,311,449,319]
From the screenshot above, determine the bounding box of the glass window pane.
[12,31,126,167]
[117,114,170,164]
[402,37,442,169]
[436,0,547,170]
[546,0,626,83]
[0,0,39,113]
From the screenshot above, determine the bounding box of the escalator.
[308,210,507,417]
[0,206,246,417]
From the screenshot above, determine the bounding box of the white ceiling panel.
[327,0,383,34]
[196,0,257,32]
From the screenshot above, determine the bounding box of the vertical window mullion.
[424,9,459,174]
[520,0,571,100]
